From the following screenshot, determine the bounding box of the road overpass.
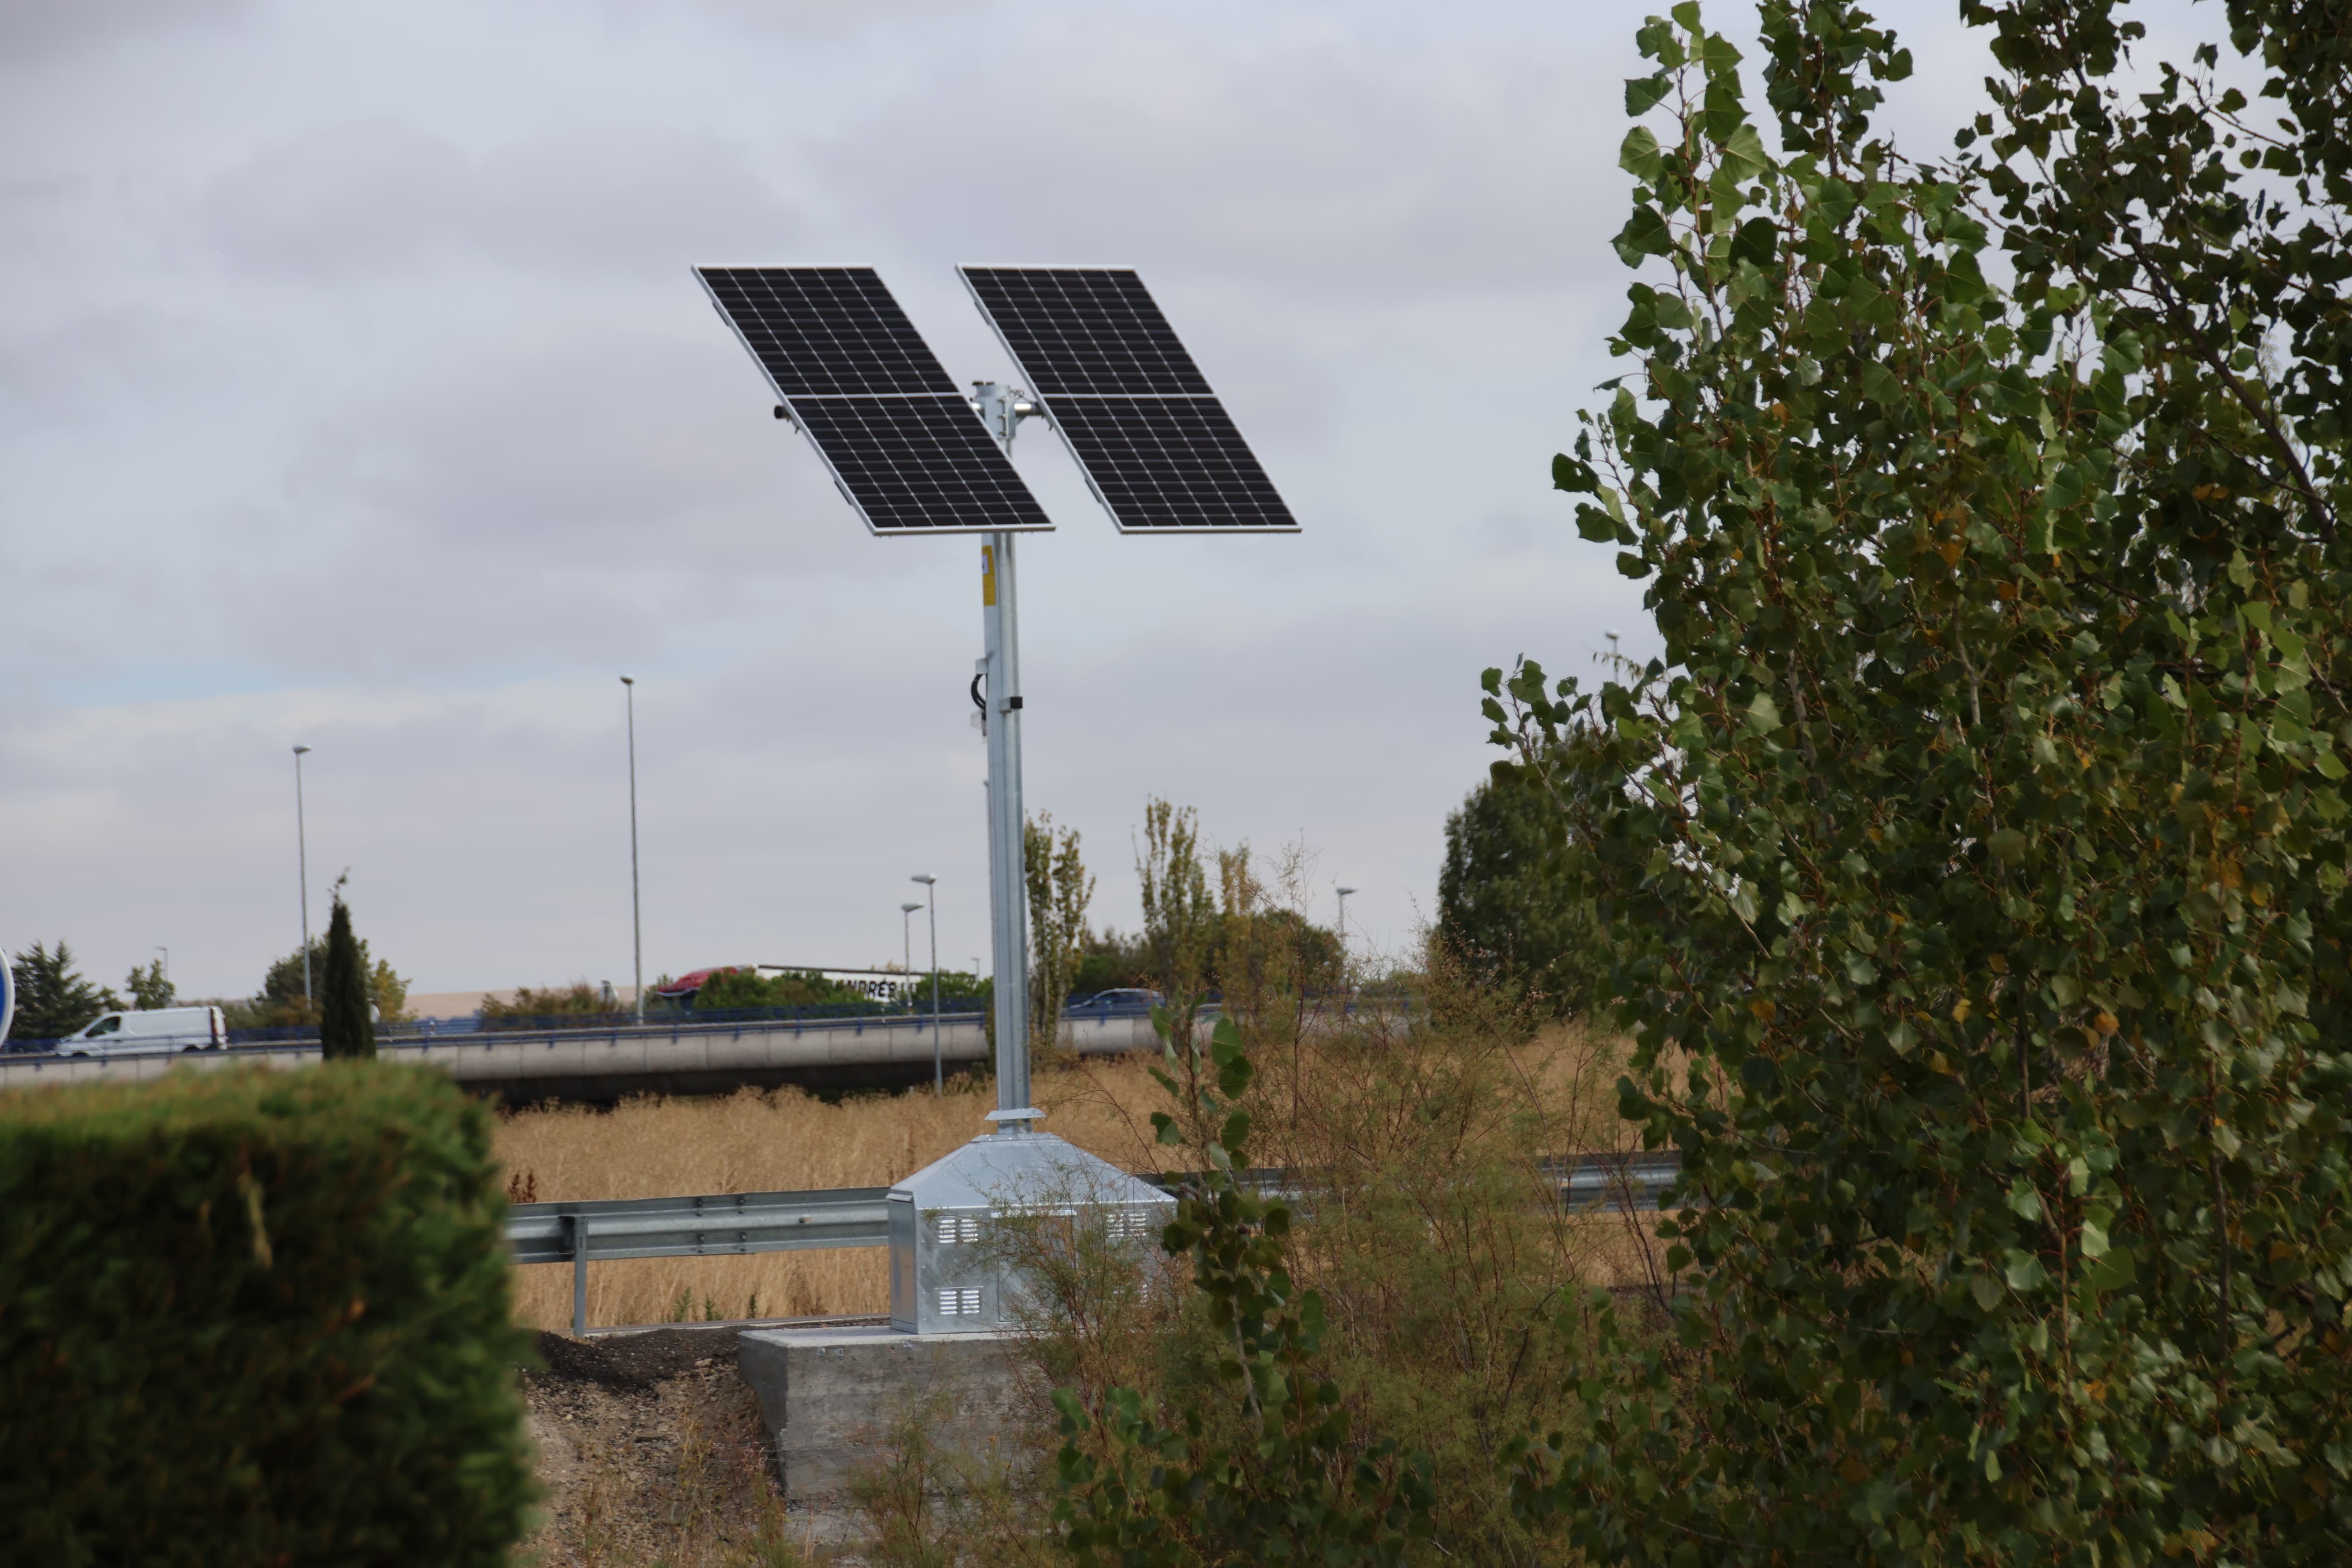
[0,1010,1166,1103]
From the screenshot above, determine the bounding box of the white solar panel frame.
[958,265,1300,536]
[697,265,1052,537]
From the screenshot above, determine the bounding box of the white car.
[60,1006,228,1056]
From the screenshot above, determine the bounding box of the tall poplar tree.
[1491,0,2352,1560]
[1027,811,1097,1052]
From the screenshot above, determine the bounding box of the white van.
[61,1006,228,1056]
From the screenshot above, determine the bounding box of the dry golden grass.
[497,1061,1176,1331]
[496,1025,1658,1333]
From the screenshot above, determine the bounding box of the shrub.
[1038,947,1630,1567]
[0,1063,535,1566]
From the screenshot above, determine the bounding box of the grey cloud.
[201,123,797,280]
[813,23,1632,299]
[3,0,1669,999]
[174,321,939,680]
[0,306,205,424]
[0,0,246,59]
[592,0,957,40]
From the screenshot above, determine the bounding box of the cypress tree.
[318,893,374,1062]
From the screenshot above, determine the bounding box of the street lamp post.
[293,746,313,1004]
[900,902,922,1001]
[1335,886,1357,995]
[622,677,643,1025]
[911,875,940,1096]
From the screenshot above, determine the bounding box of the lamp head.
[1337,886,1357,896]
[901,901,922,913]
[293,745,311,756]
[620,675,634,686]
[910,873,936,887]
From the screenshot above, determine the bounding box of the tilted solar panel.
[960,268,1210,396]
[697,266,1049,534]
[1047,397,1289,532]
[959,266,1298,533]
[700,266,957,397]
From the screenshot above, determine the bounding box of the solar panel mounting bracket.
[968,382,1043,446]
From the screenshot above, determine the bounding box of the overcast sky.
[2,0,2213,1006]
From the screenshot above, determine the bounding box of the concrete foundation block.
[736,1326,1025,1524]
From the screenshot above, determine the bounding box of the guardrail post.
[566,1214,589,1337]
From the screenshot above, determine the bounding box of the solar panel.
[960,268,1210,396]
[960,266,1298,533]
[697,266,1049,534]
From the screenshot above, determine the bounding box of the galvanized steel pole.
[980,536,1035,1130]
[927,889,941,1094]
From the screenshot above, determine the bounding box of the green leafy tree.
[253,942,322,1029]
[1071,929,1154,996]
[367,957,409,1024]
[1205,847,1344,1013]
[1027,811,1098,1050]
[318,891,375,1061]
[1436,764,1602,1016]
[690,967,866,1011]
[6,942,120,1042]
[1488,0,2352,1561]
[478,981,626,1024]
[1136,798,1216,1006]
[123,959,175,1011]
[1053,1013,1433,1565]
[254,938,408,1029]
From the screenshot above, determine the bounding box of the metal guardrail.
[505,1186,895,1266]
[509,1152,1685,1335]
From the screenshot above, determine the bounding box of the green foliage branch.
[1052,1012,1433,1566]
[1486,1,2352,1562]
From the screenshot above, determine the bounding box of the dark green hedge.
[0,1063,536,1567]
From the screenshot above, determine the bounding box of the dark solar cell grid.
[792,396,1052,533]
[698,266,957,398]
[961,268,1212,396]
[1049,397,1297,532]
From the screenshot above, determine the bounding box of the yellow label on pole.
[981,544,996,607]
